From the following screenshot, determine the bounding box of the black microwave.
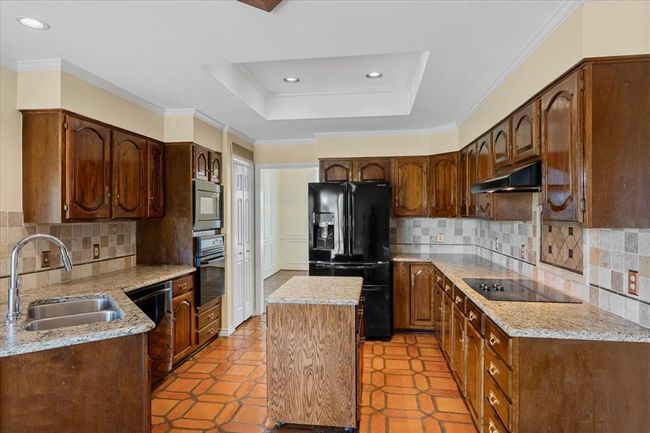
[194,180,222,231]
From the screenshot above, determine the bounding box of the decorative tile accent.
[0,211,136,289]
[541,223,583,274]
[151,316,476,433]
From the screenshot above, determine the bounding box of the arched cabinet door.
[429,152,458,217]
[391,156,429,216]
[112,131,147,218]
[65,116,112,219]
[476,133,493,219]
[193,145,209,180]
[209,151,222,184]
[147,141,165,218]
[541,70,583,223]
[409,264,434,328]
[512,99,541,164]
[352,158,390,182]
[320,159,352,182]
[492,118,511,174]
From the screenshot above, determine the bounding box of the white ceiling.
[0,0,580,142]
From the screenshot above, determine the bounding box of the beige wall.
[459,1,650,145]
[0,67,22,212]
[194,117,223,151]
[254,142,318,164]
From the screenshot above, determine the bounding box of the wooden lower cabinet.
[266,300,362,430]
[0,334,150,433]
[172,290,195,364]
[432,270,650,433]
[196,297,222,347]
[392,261,435,331]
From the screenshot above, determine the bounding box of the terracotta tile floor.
[152,316,477,433]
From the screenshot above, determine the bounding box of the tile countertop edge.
[392,253,650,343]
[0,265,195,358]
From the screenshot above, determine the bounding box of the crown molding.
[0,55,18,71]
[313,123,457,140]
[164,108,197,117]
[227,127,255,146]
[457,0,583,126]
[16,58,62,71]
[254,137,316,146]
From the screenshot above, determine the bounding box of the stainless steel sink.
[25,296,123,331]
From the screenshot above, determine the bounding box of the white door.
[232,159,254,328]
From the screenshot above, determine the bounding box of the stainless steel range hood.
[471,160,541,193]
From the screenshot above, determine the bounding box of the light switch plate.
[628,270,639,296]
[436,233,444,244]
[41,250,50,268]
[93,244,100,260]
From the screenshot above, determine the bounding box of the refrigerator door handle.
[349,188,354,256]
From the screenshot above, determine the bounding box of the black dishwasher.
[127,281,173,386]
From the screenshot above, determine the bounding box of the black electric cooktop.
[462,278,581,303]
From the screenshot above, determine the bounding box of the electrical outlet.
[628,270,639,296]
[41,250,51,268]
[520,244,526,259]
[93,244,100,260]
[436,233,444,244]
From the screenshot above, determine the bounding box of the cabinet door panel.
[193,146,209,180]
[432,279,443,332]
[541,70,583,222]
[458,149,469,216]
[465,324,483,424]
[112,131,147,218]
[172,291,195,364]
[512,99,541,164]
[409,264,434,329]
[451,306,466,393]
[147,142,165,218]
[392,262,410,329]
[467,143,478,217]
[320,159,351,182]
[65,116,112,220]
[441,295,452,359]
[352,158,390,182]
[429,153,458,217]
[476,133,493,219]
[492,119,511,173]
[392,157,429,216]
[209,151,222,184]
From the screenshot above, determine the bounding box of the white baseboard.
[219,326,236,336]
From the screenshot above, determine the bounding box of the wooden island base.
[266,301,363,431]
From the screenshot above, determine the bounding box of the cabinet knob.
[468,311,477,321]
[488,332,500,347]
[488,420,500,433]
[488,361,499,377]
[455,296,462,305]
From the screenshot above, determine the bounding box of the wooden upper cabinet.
[193,145,210,180]
[492,118,511,174]
[65,116,112,220]
[320,159,352,182]
[112,131,147,219]
[352,158,390,182]
[391,156,429,216]
[409,264,434,329]
[208,151,222,184]
[541,70,583,223]
[458,149,469,216]
[512,99,541,164]
[147,142,165,218]
[429,152,458,217]
[466,143,478,217]
[476,133,493,219]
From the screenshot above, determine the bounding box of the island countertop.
[392,253,650,343]
[266,276,363,306]
[0,265,195,357]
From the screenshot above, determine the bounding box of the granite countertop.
[0,265,195,357]
[393,253,650,343]
[266,276,363,306]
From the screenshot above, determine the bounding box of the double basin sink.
[25,296,123,331]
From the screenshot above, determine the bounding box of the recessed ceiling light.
[16,16,49,30]
[366,71,383,79]
[283,77,300,83]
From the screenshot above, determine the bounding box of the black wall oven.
[195,234,225,308]
[194,179,222,231]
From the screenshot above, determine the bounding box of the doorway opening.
[255,164,318,311]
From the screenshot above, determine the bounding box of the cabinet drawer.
[452,287,466,315]
[485,346,512,399]
[197,316,221,346]
[485,318,512,365]
[172,274,194,297]
[466,299,483,334]
[197,301,222,329]
[443,277,454,299]
[485,374,512,430]
[434,268,445,289]
[484,400,510,433]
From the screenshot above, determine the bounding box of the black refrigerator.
[308,181,392,340]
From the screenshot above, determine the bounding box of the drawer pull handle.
[445,284,451,292]
[468,311,477,321]
[488,419,500,433]
[455,296,462,305]
[488,391,500,406]
[489,332,500,346]
[488,361,499,376]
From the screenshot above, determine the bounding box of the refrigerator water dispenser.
[313,212,335,250]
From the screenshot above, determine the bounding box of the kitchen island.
[266,276,363,432]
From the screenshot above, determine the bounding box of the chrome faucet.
[7,234,74,323]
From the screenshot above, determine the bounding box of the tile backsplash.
[391,215,650,328]
[0,211,136,292]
